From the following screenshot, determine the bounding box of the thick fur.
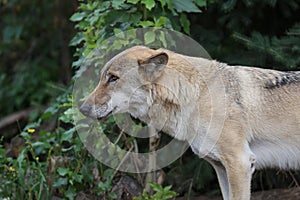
[80,46,300,200]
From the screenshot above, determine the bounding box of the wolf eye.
[107,74,119,83]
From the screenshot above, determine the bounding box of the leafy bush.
[133,182,177,200]
[70,0,209,69]
[1,0,300,199]
[233,23,300,70]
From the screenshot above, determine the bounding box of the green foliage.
[190,0,300,68]
[95,169,117,199]
[1,1,208,198]
[0,0,74,118]
[70,0,207,69]
[0,92,120,199]
[1,0,300,199]
[133,182,177,200]
[233,23,300,69]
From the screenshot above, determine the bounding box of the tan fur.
[80,46,300,200]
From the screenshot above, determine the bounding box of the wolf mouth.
[97,107,116,120]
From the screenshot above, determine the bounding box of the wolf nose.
[79,104,91,116]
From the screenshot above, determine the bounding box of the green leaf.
[65,187,76,200]
[164,185,172,191]
[69,32,84,46]
[103,169,115,179]
[193,0,207,7]
[165,0,177,15]
[113,28,123,35]
[20,131,30,140]
[159,31,167,47]
[106,10,131,25]
[163,191,177,199]
[129,13,143,24]
[70,12,86,22]
[57,167,70,176]
[141,0,156,10]
[180,13,190,34]
[109,193,118,199]
[144,31,156,45]
[138,21,155,27]
[154,16,167,27]
[72,174,83,183]
[3,25,23,43]
[44,105,59,115]
[31,141,47,148]
[112,0,126,9]
[17,150,26,168]
[113,40,123,50]
[149,182,162,192]
[114,31,126,43]
[158,0,166,7]
[125,29,137,40]
[173,0,201,13]
[61,127,75,142]
[53,177,68,187]
[127,0,140,4]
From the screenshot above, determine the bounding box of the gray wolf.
[80,46,300,200]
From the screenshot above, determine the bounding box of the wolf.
[80,46,300,200]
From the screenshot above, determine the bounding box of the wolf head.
[79,46,169,120]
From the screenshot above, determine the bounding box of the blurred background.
[0,0,299,199]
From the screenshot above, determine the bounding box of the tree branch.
[0,108,35,130]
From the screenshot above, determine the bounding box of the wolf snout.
[79,103,92,117]
[79,102,110,119]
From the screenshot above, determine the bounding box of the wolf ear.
[138,52,168,82]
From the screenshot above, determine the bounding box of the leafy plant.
[133,182,177,200]
[95,169,117,199]
[70,0,208,69]
[1,0,300,199]
[233,23,300,70]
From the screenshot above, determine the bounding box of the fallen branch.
[0,108,35,130]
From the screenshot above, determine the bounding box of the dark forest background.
[0,0,300,199]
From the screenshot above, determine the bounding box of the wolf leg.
[218,121,255,200]
[207,159,229,200]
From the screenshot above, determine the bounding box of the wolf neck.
[146,96,195,141]
[144,56,223,142]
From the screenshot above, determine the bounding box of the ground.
[176,188,300,200]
